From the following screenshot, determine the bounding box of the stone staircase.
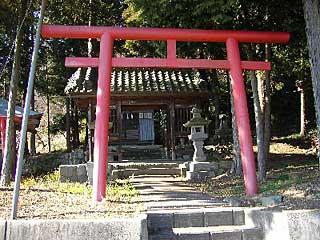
[111,162,182,180]
[147,208,262,240]
[120,145,168,160]
[130,173,263,240]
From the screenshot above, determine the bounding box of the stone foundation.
[185,162,218,182]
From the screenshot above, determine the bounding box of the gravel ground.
[195,141,320,210]
[1,140,319,219]
[0,184,143,220]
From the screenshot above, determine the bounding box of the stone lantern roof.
[183,107,211,128]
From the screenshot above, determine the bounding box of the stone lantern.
[183,107,211,162]
[183,107,217,182]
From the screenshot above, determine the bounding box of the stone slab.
[189,162,218,172]
[6,215,147,240]
[204,211,233,227]
[148,213,174,231]
[174,212,204,228]
[148,231,176,240]
[86,162,113,185]
[210,231,242,240]
[0,220,6,240]
[233,210,245,225]
[59,164,88,183]
[242,228,263,240]
[113,168,180,179]
[176,232,210,240]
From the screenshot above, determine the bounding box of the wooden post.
[169,100,176,160]
[66,97,71,152]
[88,98,93,162]
[74,102,79,148]
[116,100,123,161]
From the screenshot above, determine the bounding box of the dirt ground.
[195,138,320,210]
[0,181,143,220]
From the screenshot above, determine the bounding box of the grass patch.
[107,180,139,202]
[21,171,92,196]
[259,174,304,194]
[21,171,138,201]
[194,162,319,198]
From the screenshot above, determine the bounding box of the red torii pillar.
[0,116,20,166]
[42,25,289,201]
[0,117,6,160]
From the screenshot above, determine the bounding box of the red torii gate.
[42,25,289,201]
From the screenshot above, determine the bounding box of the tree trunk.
[264,44,272,161]
[302,0,320,165]
[247,45,266,181]
[47,88,51,152]
[0,24,23,186]
[229,77,242,175]
[208,70,221,130]
[30,87,36,155]
[198,69,221,130]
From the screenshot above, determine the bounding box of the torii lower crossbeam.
[42,25,289,201]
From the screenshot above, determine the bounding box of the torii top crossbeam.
[42,25,289,201]
[42,25,289,43]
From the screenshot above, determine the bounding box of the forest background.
[0,0,318,183]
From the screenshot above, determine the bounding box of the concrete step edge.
[113,169,181,179]
[113,167,181,171]
[147,207,244,214]
[172,225,261,234]
[113,163,180,170]
[147,208,246,231]
[146,203,226,210]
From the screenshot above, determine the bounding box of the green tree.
[0,0,31,185]
[122,0,312,179]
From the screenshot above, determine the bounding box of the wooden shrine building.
[65,68,209,160]
[0,98,42,163]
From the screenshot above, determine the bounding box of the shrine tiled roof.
[0,98,42,118]
[0,98,42,131]
[65,68,208,95]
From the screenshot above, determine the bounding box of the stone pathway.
[130,175,262,240]
[131,175,225,211]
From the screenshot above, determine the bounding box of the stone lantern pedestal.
[182,107,217,182]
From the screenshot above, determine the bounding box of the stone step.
[145,201,225,212]
[147,208,245,232]
[172,226,263,240]
[121,146,167,160]
[148,231,176,240]
[112,168,181,179]
[111,162,180,170]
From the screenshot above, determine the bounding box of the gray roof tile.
[65,68,208,95]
